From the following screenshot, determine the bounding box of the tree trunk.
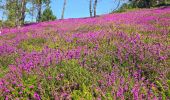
[61,0,67,19]
[19,0,26,26]
[31,1,35,22]
[93,0,97,17]
[89,0,93,17]
[156,0,160,5]
[145,0,151,8]
[15,0,20,27]
[37,0,42,22]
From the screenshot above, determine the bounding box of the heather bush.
[0,7,170,99]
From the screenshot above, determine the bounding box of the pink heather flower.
[94,61,97,65]
[60,73,64,77]
[34,92,41,100]
[94,44,98,51]
[98,80,103,84]
[120,78,125,84]
[153,97,158,100]
[5,96,9,100]
[0,81,3,85]
[56,76,61,80]
[19,92,23,94]
[0,31,2,35]
[131,84,140,100]
[9,65,17,72]
[159,56,166,61]
[117,87,124,98]
[18,84,23,87]
[61,92,69,98]
[29,85,34,89]
[48,76,53,80]
[124,83,129,91]
[5,89,10,93]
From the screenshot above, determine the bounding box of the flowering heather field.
[0,7,170,100]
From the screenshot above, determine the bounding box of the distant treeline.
[115,0,170,13]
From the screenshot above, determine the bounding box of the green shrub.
[155,80,170,100]
[71,84,93,100]
[4,20,15,27]
[0,54,17,78]
[18,38,46,52]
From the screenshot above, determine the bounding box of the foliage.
[18,38,46,52]
[114,0,170,13]
[71,84,93,100]
[40,7,56,22]
[0,0,53,27]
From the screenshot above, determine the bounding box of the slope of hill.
[0,7,170,99]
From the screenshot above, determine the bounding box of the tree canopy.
[40,7,56,22]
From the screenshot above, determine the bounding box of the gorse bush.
[0,7,170,99]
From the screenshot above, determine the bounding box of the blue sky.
[0,0,128,21]
[50,0,128,19]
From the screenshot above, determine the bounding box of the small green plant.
[0,54,17,78]
[71,84,93,100]
[18,38,46,52]
[58,60,96,85]
[155,80,170,100]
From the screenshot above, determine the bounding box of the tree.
[35,0,43,22]
[5,0,28,27]
[129,0,169,8]
[28,0,37,22]
[61,0,67,19]
[0,0,6,28]
[40,7,56,21]
[0,0,55,27]
[89,0,93,17]
[20,0,27,26]
[93,0,98,17]
[35,0,51,22]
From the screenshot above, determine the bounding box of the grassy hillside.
[0,7,170,99]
